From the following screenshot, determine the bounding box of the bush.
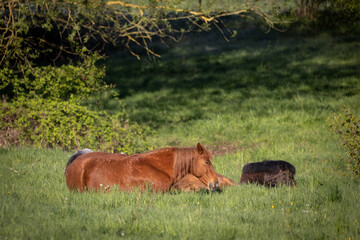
[328,106,360,176]
[0,3,154,153]
[0,53,107,101]
[0,97,151,154]
[296,0,360,26]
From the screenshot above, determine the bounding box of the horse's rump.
[66,148,93,169]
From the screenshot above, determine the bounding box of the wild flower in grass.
[291,202,293,205]
[279,201,282,204]
[286,208,290,212]
[272,205,275,209]
[8,191,10,194]
[184,204,186,207]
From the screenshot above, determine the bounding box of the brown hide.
[65,144,219,192]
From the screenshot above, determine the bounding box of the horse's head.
[193,143,219,191]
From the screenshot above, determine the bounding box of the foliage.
[0,0,112,98]
[1,53,107,101]
[0,0,289,81]
[296,0,360,25]
[333,0,360,22]
[0,97,151,153]
[329,107,360,176]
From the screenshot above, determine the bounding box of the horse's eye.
[205,161,209,165]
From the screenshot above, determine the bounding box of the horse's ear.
[197,143,205,154]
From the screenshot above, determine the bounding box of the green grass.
[1,147,360,239]
[2,25,360,239]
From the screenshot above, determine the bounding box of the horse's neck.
[139,147,195,182]
[141,148,176,176]
[173,148,195,182]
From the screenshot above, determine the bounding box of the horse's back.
[65,152,128,191]
[65,151,174,192]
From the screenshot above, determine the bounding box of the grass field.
[1,22,360,239]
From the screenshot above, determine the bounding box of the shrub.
[0,53,107,101]
[296,0,360,24]
[328,106,360,176]
[0,97,151,154]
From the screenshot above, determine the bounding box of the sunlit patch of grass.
[1,146,360,239]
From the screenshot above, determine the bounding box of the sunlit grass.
[1,146,359,239]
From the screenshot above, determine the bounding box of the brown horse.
[171,173,238,192]
[240,160,296,187]
[65,143,219,192]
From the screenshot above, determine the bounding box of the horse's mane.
[66,148,93,169]
[242,160,296,175]
[173,148,196,181]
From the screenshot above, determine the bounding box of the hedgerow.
[328,106,360,176]
[0,96,150,154]
[0,46,151,153]
[297,0,360,26]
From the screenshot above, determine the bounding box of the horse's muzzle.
[209,182,220,191]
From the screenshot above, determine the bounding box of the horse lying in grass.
[240,160,296,187]
[65,143,220,192]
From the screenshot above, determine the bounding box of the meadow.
[1,23,360,239]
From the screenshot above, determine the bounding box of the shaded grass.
[104,30,360,135]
